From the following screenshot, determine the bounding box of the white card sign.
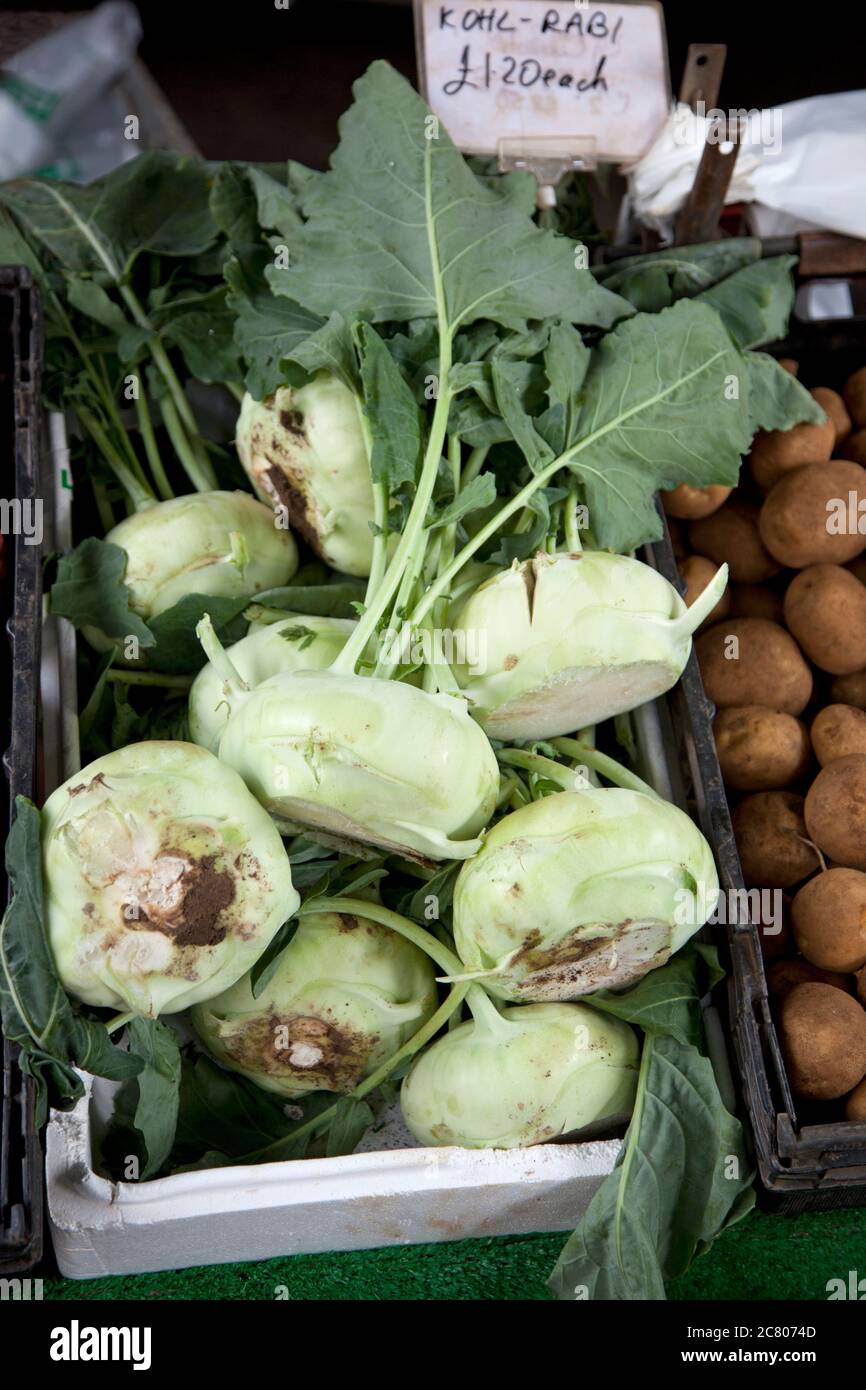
[415,2,670,164]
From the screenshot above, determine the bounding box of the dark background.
[4,1,866,167]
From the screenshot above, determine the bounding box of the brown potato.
[732,791,820,888]
[695,618,812,715]
[846,555,866,585]
[714,706,810,791]
[811,387,852,446]
[678,555,730,630]
[804,754,866,871]
[858,965,866,1005]
[783,564,866,674]
[759,459,866,568]
[777,358,799,376]
[750,413,835,492]
[811,705,866,766]
[662,483,732,520]
[843,366,866,429]
[792,868,866,972]
[766,957,851,998]
[845,1075,866,1121]
[729,583,786,623]
[841,429,866,467]
[830,671,866,710]
[688,498,780,583]
[779,983,866,1100]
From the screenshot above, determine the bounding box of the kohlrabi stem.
[332,334,452,674]
[466,983,513,1038]
[240,981,471,1162]
[134,392,174,501]
[225,381,245,404]
[106,670,193,690]
[551,736,661,799]
[460,444,489,488]
[564,486,582,553]
[299,895,463,977]
[75,405,156,513]
[159,395,218,493]
[356,398,388,605]
[92,479,116,533]
[672,562,729,635]
[195,615,250,701]
[497,748,584,792]
[331,141,455,677]
[105,1011,135,1034]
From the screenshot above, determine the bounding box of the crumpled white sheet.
[624,91,866,241]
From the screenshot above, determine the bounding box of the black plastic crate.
[0,266,44,1272]
[653,295,866,1210]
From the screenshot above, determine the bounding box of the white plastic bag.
[0,1,142,182]
[625,91,866,242]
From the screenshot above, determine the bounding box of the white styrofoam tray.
[42,416,691,1278]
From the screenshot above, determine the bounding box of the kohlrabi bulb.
[451,551,727,740]
[188,613,355,753]
[214,667,500,861]
[107,490,297,618]
[41,741,299,1017]
[236,374,375,577]
[86,491,298,652]
[453,788,719,1001]
[191,910,438,1098]
[400,989,639,1148]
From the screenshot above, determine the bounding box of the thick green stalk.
[299,894,463,977]
[551,736,660,799]
[160,395,218,493]
[106,670,193,690]
[497,748,581,792]
[355,398,388,605]
[75,406,155,513]
[331,334,454,676]
[134,392,174,501]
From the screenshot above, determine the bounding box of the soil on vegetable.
[123,852,235,947]
[226,1010,375,1093]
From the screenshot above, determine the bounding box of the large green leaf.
[125,1019,182,1179]
[225,250,324,399]
[594,238,762,311]
[0,152,218,278]
[548,947,755,1301]
[697,255,797,349]
[564,299,751,552]
[746,352,827,433]
[268,61,631,335]
[356,322,423,488]
[49,539,154,649]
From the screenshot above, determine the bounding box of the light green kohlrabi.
[451,551,728,740]
[191,910,438,1098]
[452,788,719,1001]
[41,741,298,1017]
[207,657,500,861]
[400,987,639,1148]
[87,490,298,651]
[236,373,375,577]
[188,613,355,753]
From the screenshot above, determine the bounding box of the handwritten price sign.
[415,2,670,162]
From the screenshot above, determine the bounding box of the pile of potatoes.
[664,361,866,1122]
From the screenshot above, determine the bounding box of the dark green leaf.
[355,321,423,487]
[49,538,154,648]
[325,1097,374,1157]
[268,62,631,335]
[697,255,797,349]
[125,1018,182,1178]
[595,238,762,311]
[146,593,250,674]
[746,351,828,433]
[427,473,497,529]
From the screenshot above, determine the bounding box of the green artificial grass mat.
[43,1207,866,1301]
